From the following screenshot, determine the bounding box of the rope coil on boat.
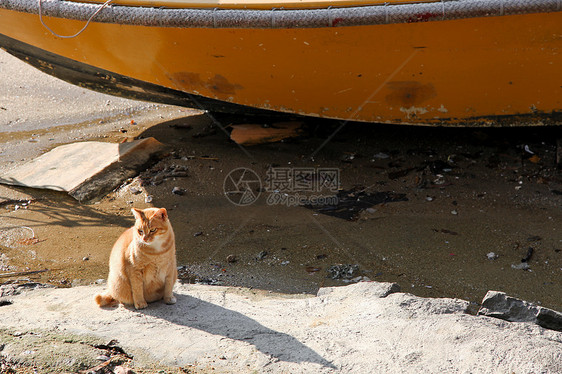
[38,0,113,38]
[1,0,560,29]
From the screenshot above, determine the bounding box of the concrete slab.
[0,282,561,373]
[0,138,165,202]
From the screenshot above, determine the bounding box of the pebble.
[487,252,498,260]
[511,262,530,271]
[96,355,110,362]
[129,187,141,195]
[373,152,390,159]
[144,195,153,203]
[172,187,185,195]
[226,255,237,263]
[114,366,136,374]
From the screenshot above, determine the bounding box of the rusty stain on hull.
[170,72,243,96]
[385,81,437,108]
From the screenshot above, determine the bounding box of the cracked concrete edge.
[0,327,194,374]
[0,327,109,373]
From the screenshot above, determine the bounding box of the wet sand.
[1,50,561,313]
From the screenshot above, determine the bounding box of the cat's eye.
[150,228,157,233]
[137,229,143,235]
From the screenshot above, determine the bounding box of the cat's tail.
[94,292,117,307]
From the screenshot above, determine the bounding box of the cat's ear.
[131,208,145,221]
[156,208,168,221]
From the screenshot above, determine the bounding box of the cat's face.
[131,207,170,246]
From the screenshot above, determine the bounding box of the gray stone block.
[478,290,562,332]
[0,138,165,203]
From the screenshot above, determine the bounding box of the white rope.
[212,7,218,28]
[271,7,277,28]
[38,0,113,38]
[384,2,389,24]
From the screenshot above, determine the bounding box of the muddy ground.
[1,49,562,316]
[1,108,562,313]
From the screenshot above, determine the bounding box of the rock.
[478,291,562,332]
[0,138,166,203]
[511,262,530,270]
[317,281,400,299]
[486,252,498,260]
[172,187,185,195]
[114,366,136,374]
[372,152,390,159]
[0,283,51,298]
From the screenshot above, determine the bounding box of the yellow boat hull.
[0,1,561,126]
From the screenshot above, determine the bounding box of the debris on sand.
[327,264,360,279]
[521,247,534,263]
[486,252,499,260]
[256,251,268,261]
[303,187,408,221]
[511,262,530,271]
[172,186,186,196]
[230,121,303,146]
[140,165,189,186]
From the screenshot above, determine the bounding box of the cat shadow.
[134,293,337,370]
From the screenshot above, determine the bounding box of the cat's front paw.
[164,295,177,305]
[134,300,148,309]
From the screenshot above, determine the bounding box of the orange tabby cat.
[95,207,177,309]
